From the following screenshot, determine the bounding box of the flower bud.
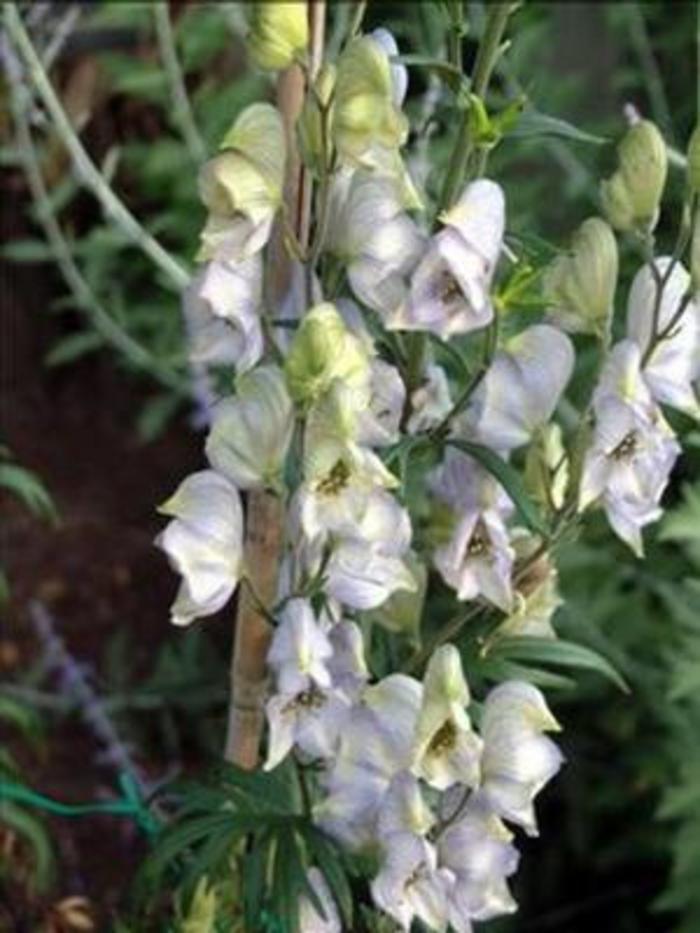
[248,2,308,71]
[205,366,294,491]
[600,119,667,232]
[524,424,569,511]
[284,303,371,406]
[543,216,618,338]
[298,63,336,177]
[332,35,408,163]
[688,124,700,194]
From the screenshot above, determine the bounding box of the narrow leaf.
[492,636,629,692]
[509,109,606,145]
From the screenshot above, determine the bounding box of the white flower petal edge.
[155,470,243,626]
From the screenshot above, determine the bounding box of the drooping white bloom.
[479,681,563,836]
[464,325,575,452]
[205,366,294,491]
[264,685,350,771]
[397,180,505,338]
[579,340,680,555]
[412,646,482,791]
[357,358,406,447]
[315,674,422,850]
[626,257,700,418]
[156,470,243,626]
[324,539,417,611]
[326,170,425,321]
[430,450,515,611]
[407,364,453,434]
[183,257,263,371]
[370,832,450,932]
[267,599,333,696]
[299,868,341,933]
[378,771,435,839]
[438,793,519,928]
[327,619,369,698]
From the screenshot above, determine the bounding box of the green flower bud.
[332,35,408,163]
[524,424,569,512]
[248,2,308,71]
[180,878,219,933]
[543,216,618,338]
[688,124,700,193]
[600,119,667,232]
[298,63,336,177]
[284,303,371,406]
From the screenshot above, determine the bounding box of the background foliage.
[1,2,698,931]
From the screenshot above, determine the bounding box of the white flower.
[397,180,505,338]
[479,681,563,836]
[155,470,243,626]
[326,170,424,321]
[183,257,263,370]
[205,365,294,491]
[626,257,700,418]
[299,868,341,933]
[267,599,333,695]
[357,359,406,447]
[315,674,422,850]
[407,365,453,434]
[371,832,450,932]
[412,646,482,791]
[371,28,408,108]
[438,793,519,927]
[264,685,350,771]
[378,771,435,838]
[430,449,515,611]
[327,620,369,698]
[464,325,575,452]
[580,341,680,556]
[324,539,417,611]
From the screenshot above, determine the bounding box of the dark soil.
[1,178,201,928]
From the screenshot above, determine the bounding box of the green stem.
[153,2,207,165]
[437,2,515,214]
[4,3,190,292]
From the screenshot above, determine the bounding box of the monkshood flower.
[463,324,575,453]
[357,358,406,447]
[326,170,424,322]
[247,2,308,72]
[205,365,294,491]
[396,179,505,338]
[370,832,450,932]
[626,258,700,419]
[407,364,453,434]
[266,598,333,696]
[315,674,422,850]
[438,793,519,928]
[183,257,263,370]
[411,645,482,791]
[264,684,350,771]
[479,681,563,836]
[430,449,515,610]
[326,619,369,698]
[333,34,408,167]
[543,216,618,339]
[197,104,285,262]
[299,868,341,933]
[285,303,371,408]
[378,771,435,839]
[156,470,243,626]
[580,340,680,555]
[324,538,418,611]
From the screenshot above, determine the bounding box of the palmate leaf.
[486,636,629,692]
[448,439,550,536]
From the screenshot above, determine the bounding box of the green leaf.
[0,694,43,745]
[448,439,550,536]
[479,656,577,691]
[491,636,629,692]
[45,332,105,367]
[509,109,607,145]
[0,463,58,524]
[304,827,354,928]
[136,393,182,443]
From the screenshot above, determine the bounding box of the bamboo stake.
[224,2,326,768]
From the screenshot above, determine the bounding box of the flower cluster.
[154,12,698,930]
